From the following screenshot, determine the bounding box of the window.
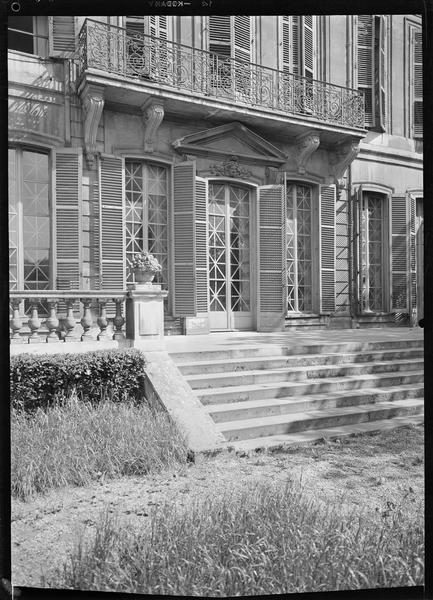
[360,192,388,312]
[208,16,254,96]
[9,148,51,312]
[280,16,315,79]
[410,26,423,138]
[125,16,170,78]
[357,15,388,131]
[286,183,314,313]
[125,161,168,289]
[8,16,48,56]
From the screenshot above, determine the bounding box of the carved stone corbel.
[295,131,320,174]
[80,83,105,169]
[141,99,164,153]
[329,139,360,187]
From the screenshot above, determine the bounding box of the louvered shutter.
[53,148,82,290]
[413,28,423,138]
[99,155,125,290]
[195,178,209,314]
[173,162,196,317]
[409,196,417,313]
[320,185,336,313]
[292,16,301,75]
[357,15,374,127]
[390,195,409,312]
[302,15,314,79]
[208,16,231,56]
[233,16,252,62]
[374,15,387,132]
[281,16,292,74]
[257,185,286,332]
[49,16,76,57]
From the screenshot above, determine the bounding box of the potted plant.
[129,251,162,284]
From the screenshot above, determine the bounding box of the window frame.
[8,16,49,57]
[9,146,53,315]
[286,180,320,315]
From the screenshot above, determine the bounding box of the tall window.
[125,162,168,287]
[8,16,48,56]
[208,16,254,96]
[286,183,314,313]
[410,26,423,138]
[280,16,315,78]
[357,15,388,131]
[9,148,51,311]
[361,192,387,312]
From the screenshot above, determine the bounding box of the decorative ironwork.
[77,19,365,130]
[209,155,253,179]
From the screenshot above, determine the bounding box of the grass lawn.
[11,400,424,594]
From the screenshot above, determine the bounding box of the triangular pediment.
[172,122,287,166]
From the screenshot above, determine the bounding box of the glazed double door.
[208,183,253,331]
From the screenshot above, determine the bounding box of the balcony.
[76,19,365,140]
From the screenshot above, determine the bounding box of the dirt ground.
[11,424,424,589]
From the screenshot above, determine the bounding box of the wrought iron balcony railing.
[77,19,365,130]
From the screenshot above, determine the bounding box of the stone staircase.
[169,338,424,451]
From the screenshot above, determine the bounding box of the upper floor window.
[208,16,254,63]
[357,15,388,131]
[8,16,48,56]
[280,16,315,79]
[410,26,423,138]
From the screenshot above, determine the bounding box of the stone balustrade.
[9,290,126,345]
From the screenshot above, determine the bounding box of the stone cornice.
[141,98,165,153]
[80,83,105,169]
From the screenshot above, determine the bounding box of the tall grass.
[48,480,424,595]
[11,393,188,500]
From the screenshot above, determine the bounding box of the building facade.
[8,14,423,335]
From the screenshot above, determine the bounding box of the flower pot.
[134,269,155,284]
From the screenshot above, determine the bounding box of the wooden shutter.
[233,16,252,62]
[208,16,231,56]
[413,28,423,138]
[257,185,286,332]
[280,16,300,75]
[195,178,209,314]
[173,162,196,316]
[49,17,76,57]
[390,195,409,312]
[357,15,374,127]
[53,148,82,290]
[302,15,314,79]
[409,195,417,313]
[99,155,125,290]
[320,185,336,313]
[374,15,387,132]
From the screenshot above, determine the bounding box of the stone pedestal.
[125,283,168,350]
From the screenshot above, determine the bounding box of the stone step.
[219,398,424,442]
[175,348,424,376]
[227,413,425,452]
[207,384,424,423]
[169,338,423,363]
[197,370,424,405]
[186,358,423,390]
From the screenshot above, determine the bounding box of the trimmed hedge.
[10,349,146,411]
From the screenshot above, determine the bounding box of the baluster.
[45,301,60,342]
[64,300,78,342]
[10,298,24,343]
[112,298,125,341]
[28,302,42,343]
[81,300,94,341]
[97,300,110,341]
